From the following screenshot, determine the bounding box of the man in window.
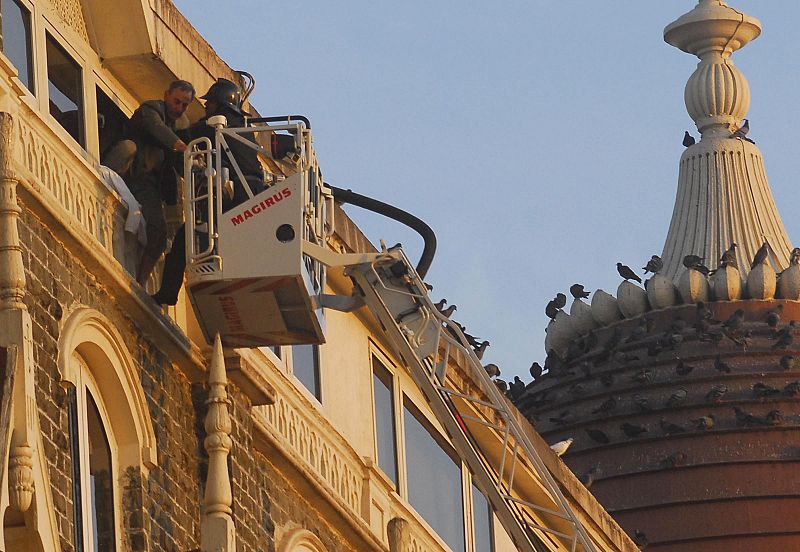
[103,80,195,286]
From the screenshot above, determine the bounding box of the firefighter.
[151,78,264,306]
[103,80,195,286]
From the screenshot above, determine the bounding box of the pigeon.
[691,415,716,430]
[494,379,508,392]
[570,283,590,300]
[545,293,567,319]
[752,382,781,398]
[751,241,770,268]
[783,381,800,396]
[791,248,800,266]
[661,451,687,469]
[660,418,686,435]
[631,369,654,384]
[675,360,694,376]
[719,243,738,269]
[714,355,732,373]
[732,118,750,139]
[733,406,780,426]
[666,388,688,408]
[586,428,610,444]
[723,309,745,332]
[617,263,643,284]
[780,355,796,371]
[509,376,526,400]
[633,529,650,549]
[439,304,457,318]
[549,437,574,457]
[772,332,794,350]
[434,298,447,311]
[592,396,617,414]
[579,464,601,488]
[767,307,782,328]
[549,411,574,426]
[621,422,648,438]
[643,255,664,275]
[683,131,696,147]
[683,254,710,274]
[483,363,500,378]
[706,384,728,403]
[633,394,651,412]
[529,361,543,379]
[473,340,490,360]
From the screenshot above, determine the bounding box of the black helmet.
[200,78,243,115]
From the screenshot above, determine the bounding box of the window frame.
[69,353,122,552]
[1,0,37,96]
[370,349,400,488]
[288,343,322,403]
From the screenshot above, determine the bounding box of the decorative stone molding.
[678,268,710,303]
[277,528,327,552]
[778,265,800,300]
[569,299,596,336]
[711,265,742,300]
[646,274,678,310]
[0,112,26,312]
[8,443,33,512]
[617,281,649,318]
[201,334,236,552]
[746,262,776,300]
[57,307,158,471]
[46,0,90,42]
[590,290,622,325]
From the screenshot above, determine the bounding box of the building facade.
[0,0,635,551]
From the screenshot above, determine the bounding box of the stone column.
[201,334,236,552]
[387,517,411,552]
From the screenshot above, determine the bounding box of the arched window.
[67,353,118,551]
[277,528,327,552]
[57,308,158,551]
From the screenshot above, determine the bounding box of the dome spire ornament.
[664,0,761,139]
[659,1,793,280]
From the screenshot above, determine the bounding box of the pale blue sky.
[173,1,800,382]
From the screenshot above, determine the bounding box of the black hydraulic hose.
[327,184,437,279]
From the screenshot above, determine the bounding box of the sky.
[172,1,800,383]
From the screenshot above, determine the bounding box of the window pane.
[292,344,320,400]
[404,402,465,552]
[86,392,116,551]
[472,484,494,552]
[1,0,34,91]
[67,387,85,551]
[46,33,84,146]
[96,87,129,161]
[372,358,398,486]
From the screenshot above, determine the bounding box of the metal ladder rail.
[346,251,598,552]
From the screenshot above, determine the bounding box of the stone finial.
[8,443,33,512]
[664,1,761,138]
[201,334,235,552]
[0,113,26,311]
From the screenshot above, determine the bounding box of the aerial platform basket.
[183,116,329,348]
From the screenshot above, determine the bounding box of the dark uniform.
[153,105,264,305]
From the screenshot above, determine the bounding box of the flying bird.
[617,262,643,284]
[570,283,590,300]
[683,131,696,147]
[719,243,738,269]
[751,241,770,268]
[643,255,663,274]
[549,437,574,457]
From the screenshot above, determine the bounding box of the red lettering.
[283,187,291,197]
[265,197,275,207]
[251,203,262,214]
[231,214,244,226]
[243,210,253,220]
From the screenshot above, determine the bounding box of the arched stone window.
[57,307,158,550]
[277,528,327,552]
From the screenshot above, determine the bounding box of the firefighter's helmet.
[200,78,243,115]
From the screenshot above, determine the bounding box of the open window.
[45,32,84,147]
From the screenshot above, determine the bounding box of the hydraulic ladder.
[321,243,599,552]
